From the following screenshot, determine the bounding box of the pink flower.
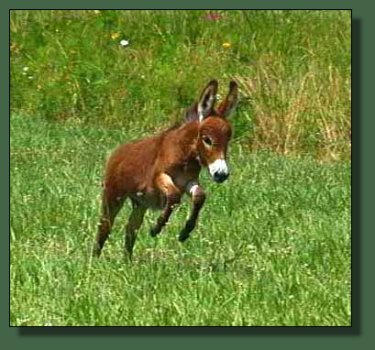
[203,12,223,21]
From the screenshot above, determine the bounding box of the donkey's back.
[104,134,162,201]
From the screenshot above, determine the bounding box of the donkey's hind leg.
[124,200,146,260]
[93,191,125,258]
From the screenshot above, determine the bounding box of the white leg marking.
[190,185,200,196]
[185,181,199,196]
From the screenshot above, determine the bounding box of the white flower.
[120,39,129,47]
[23,66,29,72]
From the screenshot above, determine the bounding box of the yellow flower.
[111,32,120,40]
[222,42,231,49]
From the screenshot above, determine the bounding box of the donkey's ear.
[197,80,218,122]
[184,102,199,122]
[217,81,239,118]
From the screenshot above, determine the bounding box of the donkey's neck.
[181,119,200,145]
[167,120,201,163]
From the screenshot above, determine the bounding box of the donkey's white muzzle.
[208,159,229,183]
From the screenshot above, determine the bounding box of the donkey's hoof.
[150,226,160,237]
[178,233,190,242]
[92,244,102,258]
[123,252,133,263]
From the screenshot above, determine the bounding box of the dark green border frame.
[4,0,371,349]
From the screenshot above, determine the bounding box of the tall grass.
[10,10,351,159]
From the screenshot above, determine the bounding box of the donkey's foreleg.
[125,201,146,261]
[150,173,181,237]
[179,182,206,242]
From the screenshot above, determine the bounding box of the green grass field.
[10,10,351,326]
[10,115,350,326]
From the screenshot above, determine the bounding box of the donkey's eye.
[202,136,213,147]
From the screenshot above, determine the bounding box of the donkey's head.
[190,80,239,183]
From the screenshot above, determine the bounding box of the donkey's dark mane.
[164,121,184,133]
[162,103,198,134]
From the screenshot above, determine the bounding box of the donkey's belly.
[130,190,165,210]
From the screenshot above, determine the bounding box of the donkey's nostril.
[213,171,229,183]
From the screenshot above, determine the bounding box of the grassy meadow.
[10,10,351,326]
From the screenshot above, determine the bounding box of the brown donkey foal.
[93,80,239,259]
